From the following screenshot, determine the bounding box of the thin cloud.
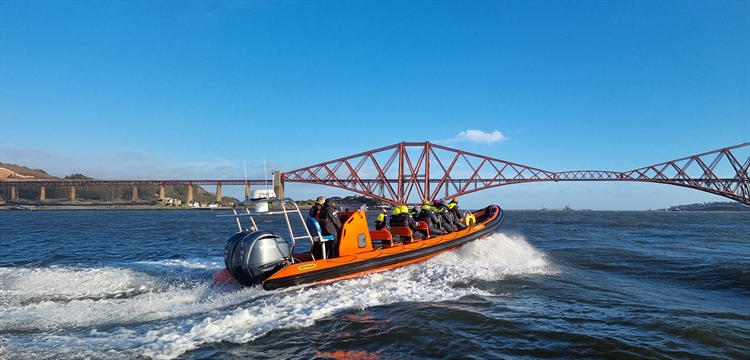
[443,130,508,145]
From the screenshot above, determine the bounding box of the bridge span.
[2,142,748,206]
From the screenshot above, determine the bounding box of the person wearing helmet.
[388,204,425,240]
[400,204,425,240]
[418,202,444,236]
[434,201,455,233]
[447,197,467,230]
[389,205,406,227]
[374,208,389,230]
[410,204,420,221]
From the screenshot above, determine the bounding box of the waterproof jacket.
[319,202,342,237]
[447,202,467,229]
[437,207,456,232]
[389,213,409,227]
[374,212,389,230]
[419,206,444,235]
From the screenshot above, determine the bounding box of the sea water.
[0,208,747,359]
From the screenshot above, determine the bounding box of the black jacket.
[319,202,342,237]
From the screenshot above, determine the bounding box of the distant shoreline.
[0,203,316,211]
[0,204,223,211]
[2,204,747,212]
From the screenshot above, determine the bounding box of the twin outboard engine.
[224,230,291,286]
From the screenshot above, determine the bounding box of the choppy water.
[0,208,748,359]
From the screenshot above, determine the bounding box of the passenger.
[389,205,408,227]
[374,208,389,230]
[388,205,425,240]
[319,198,342,258]
[410,204,420,221]
[433,199,455,233]
[418,200,444,236]
[309,196,325,219]
[400,204,425,240]
[446,197,468,230]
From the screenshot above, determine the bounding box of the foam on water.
[0,232,549,359]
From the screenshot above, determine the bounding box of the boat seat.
[369,229,394,247]
[389,227,413,243]
[305,217,335,259]
[415,221,430,239]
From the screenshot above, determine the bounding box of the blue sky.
[1,1,748,210]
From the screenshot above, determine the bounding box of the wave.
[0,233,549,359]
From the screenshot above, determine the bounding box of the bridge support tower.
[40,186,46,201]
[70,186,76,201]
[131,186,138,201]
[187,185,194,203]
[216,184,222,202]
[274,171,284,199]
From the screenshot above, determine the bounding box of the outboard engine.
[224,230,291,286]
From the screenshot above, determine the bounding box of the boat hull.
[261,205,504,290]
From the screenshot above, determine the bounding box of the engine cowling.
[224,231,290,286]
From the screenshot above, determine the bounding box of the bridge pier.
[70,186,76,201]
[11,186,17,200]
[131,186,138,201]
[159,185,165,199]
[216,184,222,202]
[273,171,284,198]
[40,186,46,201]
[187,185,194,203]
[245,183,250,200]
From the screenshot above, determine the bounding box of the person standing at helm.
[309,196,325,219]
[319,199,342,257]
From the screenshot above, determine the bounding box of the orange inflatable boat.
[213,198,504,290]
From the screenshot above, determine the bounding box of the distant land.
[0,162,388,210]
[1,163,747,211]
[666,202,749,212]
[0,162,232,206]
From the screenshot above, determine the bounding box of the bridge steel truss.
[282,142,750,206]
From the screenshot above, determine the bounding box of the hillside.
[0,163,58,179]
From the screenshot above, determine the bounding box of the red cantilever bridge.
[2,142,749,206]
[282,142,750,206]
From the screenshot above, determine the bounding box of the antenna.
[243,160,249,200]
[263,156,268,191]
